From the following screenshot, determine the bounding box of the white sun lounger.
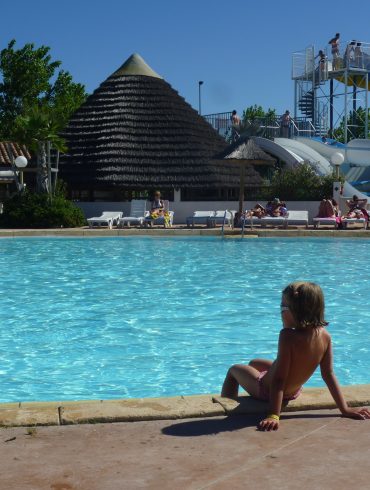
[240,214,286,228]
[186,211,216,228]
[285,211,309,228]
[313,217,338,229]
[87,211,123,229]
[214,210,235,228]
[342,217,367,229]
[118,200,147,228]
[244,211,308,229]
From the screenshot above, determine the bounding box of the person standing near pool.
[221,281,370,431]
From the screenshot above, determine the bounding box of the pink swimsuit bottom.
[256,371,302,402]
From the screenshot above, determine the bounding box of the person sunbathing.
[267,198,286,217]
[343,195,368,220]
[317,198,343,227]
[149,191,171,227]
[344,208,365,219]
[245,204,266,219]
[317,198,335,218]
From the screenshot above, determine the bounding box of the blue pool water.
[0,237,369,402]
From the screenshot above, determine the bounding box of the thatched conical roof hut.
[60,53,255,199]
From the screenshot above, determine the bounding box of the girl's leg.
[221,364,262,399]
[249,358,273,372]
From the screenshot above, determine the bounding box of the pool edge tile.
[0,405,59,427]
[212,385,370,415]
[59,395,225,425]
[0,386,369,427]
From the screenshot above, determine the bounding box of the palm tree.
[12,105,66,193]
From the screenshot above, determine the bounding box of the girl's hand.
[258,417,280,431]
[342,407,370,420]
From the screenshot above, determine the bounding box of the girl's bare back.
[261,327,330,398]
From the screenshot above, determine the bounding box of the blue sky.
[2,0,370,115]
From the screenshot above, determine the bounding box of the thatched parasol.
[216,137,276,214]
[59,53,244,193]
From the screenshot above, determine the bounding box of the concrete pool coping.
[1,385,369,427]
[0,227,370,238]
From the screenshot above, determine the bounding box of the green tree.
[242,104,276,122]
[0,186,86,228]
[46,70,87,130]
[12,105,67,192]
[269,163,341,201]
[0,39,60,134]
[0,39,86,136]
[227,105,277,142]
[333,107,370,142]
[240,105,277,138]
[0,39,87,192]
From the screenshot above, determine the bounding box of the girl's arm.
[320,337,370,419]
[259,329,292,431]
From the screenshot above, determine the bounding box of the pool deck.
[1,401,370,489]
[0,226,369,238]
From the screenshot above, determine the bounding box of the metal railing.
[203,112,233,138]
[333,41,370,71]
[204,112,318,140]
[290,118,317,137]
[293,41,370,80]
[292,46,315,80]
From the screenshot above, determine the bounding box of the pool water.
[0,237,369,402]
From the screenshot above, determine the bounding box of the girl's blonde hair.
[283,281,328,329]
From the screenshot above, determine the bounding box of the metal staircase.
[298,90,314,119]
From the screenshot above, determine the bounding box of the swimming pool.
[0,237,369,402]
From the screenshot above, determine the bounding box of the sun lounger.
[313,217,338,229]
[285,211,309,228]
[342,217,367,229]
[258,215,288,227]
[118,200,147,228]
[87,211,123,229]
[214,210,235,228]
[243,211,308,229]
[186,211,216,228]
[144,200,174,228]
[240,212,286,228]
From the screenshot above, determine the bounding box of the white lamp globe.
[14,155,28,168]
[330,152,344,166]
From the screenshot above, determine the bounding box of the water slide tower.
[292,41,369,143]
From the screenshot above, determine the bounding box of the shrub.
[268,163,342,201]
[0,190,86,228]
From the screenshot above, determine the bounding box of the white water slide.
[296,137,370,167]
[253,137,332,175]
[341,180,370,202]
[252,137,370,198]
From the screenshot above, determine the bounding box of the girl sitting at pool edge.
[221,281,370,431]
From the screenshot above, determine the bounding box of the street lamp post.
[198,81,204,115]
[330,152,344,179]
[14,155,28,188]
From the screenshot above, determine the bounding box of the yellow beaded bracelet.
[266,414,280,421]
